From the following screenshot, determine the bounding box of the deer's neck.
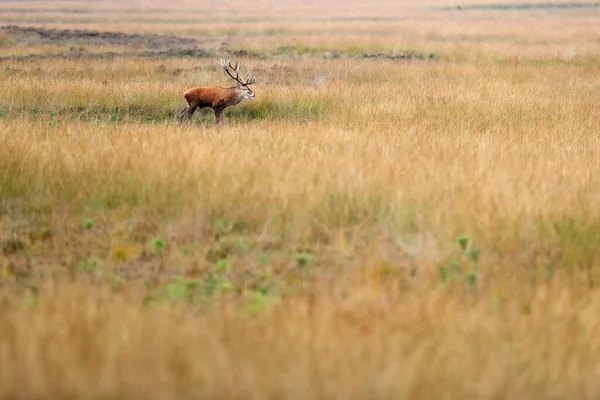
[227,87,245,105]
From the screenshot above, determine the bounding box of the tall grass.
[1,2,600,397]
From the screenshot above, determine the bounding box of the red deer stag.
[177,59,256,124]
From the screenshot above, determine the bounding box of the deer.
[177,59,256,125]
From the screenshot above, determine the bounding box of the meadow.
[1,0,600,398]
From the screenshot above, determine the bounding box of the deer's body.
[177,59,256,124]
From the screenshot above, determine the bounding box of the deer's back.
[184,86,238,107]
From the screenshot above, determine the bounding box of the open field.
[1,0,600,398]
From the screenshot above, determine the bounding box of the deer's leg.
[186,104,198,121]
[177,105,189,123]
[213,107,224,125]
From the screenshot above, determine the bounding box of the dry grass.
[1,0,600,398]
[2,0,600,61]
[4,277,600,399]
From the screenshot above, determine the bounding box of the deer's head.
[217,59,256,99]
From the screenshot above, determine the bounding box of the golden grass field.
[1,0,600,398]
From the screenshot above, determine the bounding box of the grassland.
[1,0,600,398]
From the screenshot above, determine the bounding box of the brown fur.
[177,86,247,124]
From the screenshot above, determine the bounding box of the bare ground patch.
[443,1,600,10]
[0,25,433,63]
[0,24,200,49]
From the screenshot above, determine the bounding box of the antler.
[243,70,256,85]
[217,59,256,86]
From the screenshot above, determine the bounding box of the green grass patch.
[2,92,328,124]
[548,217,600,271]
[228,95,328,122]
